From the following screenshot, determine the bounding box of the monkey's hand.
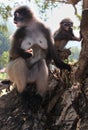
[19,48,33,59]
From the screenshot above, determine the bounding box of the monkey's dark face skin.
[14,12,26,28]
[14,12,24,23]
[13,6,33,28]
[61,21,73,31]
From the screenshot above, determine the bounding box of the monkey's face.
[13,6,33,28]
[14,12,26,28]
[61,21,73,31]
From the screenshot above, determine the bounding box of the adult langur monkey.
[5,6,71,96]
[54,18,82,51]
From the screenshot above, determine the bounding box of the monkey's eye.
[62,22,73,27]
[14,12,24,22]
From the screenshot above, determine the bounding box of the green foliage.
[0,4,12,20]
[35,0,58,20]
[0,73,7,80]
[0,32,9,55]
[0,51,9,68]
[0,3,12,32]
[0,25,8,32]
[34,0,82,22]
[68,47,81,62]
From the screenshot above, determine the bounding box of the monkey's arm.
[69,29,82,41]
[72,31,82,41]
[72,36,81,41]
[10,27,32,60]
[10,48,32,60]
[48,42,71,71]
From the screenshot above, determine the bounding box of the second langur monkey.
[54,18,82,51]
[6,6,71,96]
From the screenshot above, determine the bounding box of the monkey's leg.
[36,60,49,96]
[27,60,49,96]
[6,57,29,93]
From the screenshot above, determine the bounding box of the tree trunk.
[75,0,88,82]
[68,0,80,5]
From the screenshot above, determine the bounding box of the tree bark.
[67,0,80,5]
[75,0,88,82]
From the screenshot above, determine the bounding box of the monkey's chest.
[55,40,68,50]
[26,45,47,68]
[21,31,48,50]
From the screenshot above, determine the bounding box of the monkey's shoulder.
[14,26,27,39]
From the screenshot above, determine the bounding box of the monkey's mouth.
[69,27,73,31]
